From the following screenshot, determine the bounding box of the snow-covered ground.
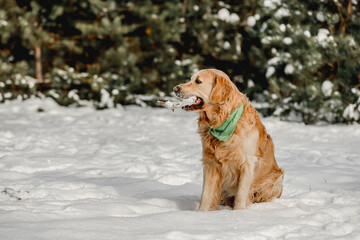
[0,98,359,240]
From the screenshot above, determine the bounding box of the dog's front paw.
[198,205,219,211]
[233,201,249,210]
[198,207,209,211]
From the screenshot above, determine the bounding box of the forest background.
[0,0,359,124]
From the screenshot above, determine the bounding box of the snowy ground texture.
[1,99,360,240]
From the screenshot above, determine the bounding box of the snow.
[321,80,333,97]
[0,20,8,26]
[4,92,12,98]
[267,56,281,66]
[247,79,255,88]
[316,11,325,22]
[218,8,231,20]
[279,24,286,32]
[223,41,231,49]
[111,89,119,95]
[68,89,80,101]
[317,28,334,47]
[217,8,240,23]
[304,30,311,38]
[1,98,360,239]
[263,0,281,10]
[284,64,295,74]
[343,104,360,121]
[99,88,114,108]
[317,28,329,42]
[349,37,356,47]
[283,37,293,45]
[175,59,192,66]
[266,66,276,78]
[246,16,257,27]
[274,7,290,19]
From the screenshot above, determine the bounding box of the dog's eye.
[195,79,202,84]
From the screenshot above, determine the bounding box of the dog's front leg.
[234,161,255,210]
[198,163,222,211]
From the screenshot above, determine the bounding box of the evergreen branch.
[182,0,187,14]
[335,0,352,37]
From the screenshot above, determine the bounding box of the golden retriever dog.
[173,69,284,211]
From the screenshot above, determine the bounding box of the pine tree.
[242,0,360,123]
[0,0,359,123]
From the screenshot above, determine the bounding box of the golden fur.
[174,69,284,211]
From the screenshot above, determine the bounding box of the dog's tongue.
[194,98,202,105]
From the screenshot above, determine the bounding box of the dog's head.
[173,69,236,112]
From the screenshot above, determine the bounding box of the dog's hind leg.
[253,168,284,203]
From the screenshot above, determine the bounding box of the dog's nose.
[173,85,181,93]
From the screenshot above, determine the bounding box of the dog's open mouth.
[182,97,204,111]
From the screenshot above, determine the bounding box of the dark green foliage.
[0,0,359,123]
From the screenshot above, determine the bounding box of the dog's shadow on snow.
[86,176,201,211]
[127,178,201,211]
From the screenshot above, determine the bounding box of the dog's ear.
[210,75,233,104]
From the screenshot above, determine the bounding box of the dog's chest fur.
[199,124,259,196]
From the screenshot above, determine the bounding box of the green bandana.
[209,104,244,142]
